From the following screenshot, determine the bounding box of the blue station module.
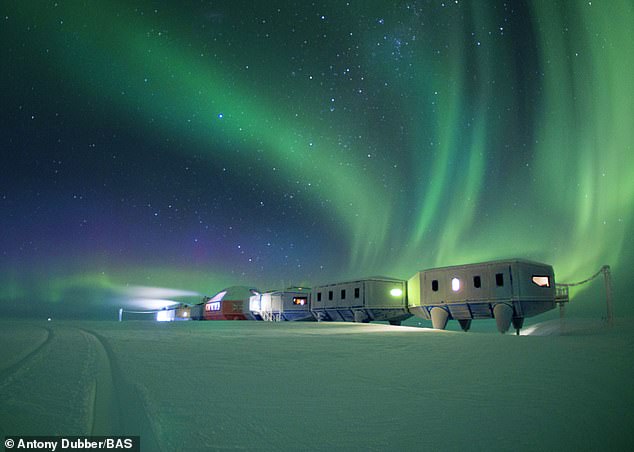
[249,287,313,321]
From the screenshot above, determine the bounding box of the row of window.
[431,274,550,292]
[316,287,361,302]
[205,301,221,311]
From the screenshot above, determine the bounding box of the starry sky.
[1,0,633,319]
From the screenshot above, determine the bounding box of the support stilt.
[430,307,449,330]
[493,304,513,334]
[512,317,524,336]
[458,319,472,332]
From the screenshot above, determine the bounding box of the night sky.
[2,1,633,318]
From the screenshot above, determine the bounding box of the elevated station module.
[407,259,561,334]
[311,277,411,326]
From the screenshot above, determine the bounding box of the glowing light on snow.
[520,325,537,335]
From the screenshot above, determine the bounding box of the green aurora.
[1,1,633,318]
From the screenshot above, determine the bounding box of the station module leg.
[458,319,472,332]
[354,310,370,323]
[512,317,524,336]
[493,304,513,334]
[430,307,449,330]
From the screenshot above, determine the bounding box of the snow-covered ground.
[1,318,632,451]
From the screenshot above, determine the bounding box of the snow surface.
[1,319,633,451]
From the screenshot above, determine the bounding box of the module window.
[293,297,308,305]
[496,273,504,287]
[532,276,551,287]
[432,280,439,292]
[474,275,481,288]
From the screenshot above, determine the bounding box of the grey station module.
[407,259,558,334]
[311,277,411,325]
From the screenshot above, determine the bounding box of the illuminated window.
[341,289,346,299]
[293,297,308,305]
[474,275,481,288]
[451,278,461,292]
[432,280,439,291]
[328,291,333,300]
[496,273,504,287]
[156,310,172,322]
[317,292,322,302]
[532,276,551,287]
[205,301,221,311]
[354,287,360,298]
[390,288,403,297]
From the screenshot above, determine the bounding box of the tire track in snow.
[80,329,161,451]
[0,326,53,387]
[78,329,119,435]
